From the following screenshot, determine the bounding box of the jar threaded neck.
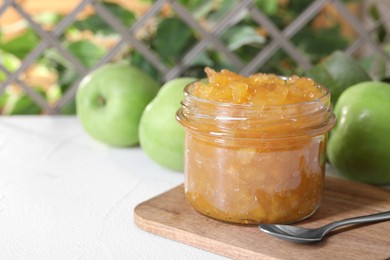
[177,82,336,139]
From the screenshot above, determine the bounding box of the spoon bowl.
[259,210,390,243]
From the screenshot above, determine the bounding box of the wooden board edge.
[134,202,278,260]
[132,178,390,259]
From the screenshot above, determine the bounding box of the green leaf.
[0,51,21,81]
[2,91,43,115]
[209,51,237,72]
[0,92,9,109]
[189,51,213,67]
[177,0,205,9]
[174,51,215,78]
[58,68,79,91]
[66,40,105,68]
[192,0,215,19]
[154,17,195,65]
[208,0,237,24]
[0,29,39,59]
[72,2,135,35]
[255,0,279,15]
[46,84,62,104]
[41,48,80,93]
[130,51,162,83]
[359,54,387,80]
[61,99,76,115]
[293,26,349,63]
[35,12,63,26]
[286,0,317,16]
[369,4,387,42]
[306,51,372,104]
[222,25,265,51]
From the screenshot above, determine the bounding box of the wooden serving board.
[134,177,390,259]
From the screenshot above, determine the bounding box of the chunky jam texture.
[185,135,326,224]
[192,67,322,105]
[184,68,327,224]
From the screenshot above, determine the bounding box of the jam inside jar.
[177,71,336,224]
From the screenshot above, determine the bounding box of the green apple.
[306,51,371,105]
[327,81,390,184]
[139,77,196,171]
[76,63,160,147]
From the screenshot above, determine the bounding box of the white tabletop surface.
[0,116,227,260]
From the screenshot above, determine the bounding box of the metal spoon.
[259,210,390,243]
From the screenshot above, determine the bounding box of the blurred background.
[0,0,389,115]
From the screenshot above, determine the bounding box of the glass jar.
[177,81,336,224]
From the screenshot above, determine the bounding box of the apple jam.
[177,68,336,224]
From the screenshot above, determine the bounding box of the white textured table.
[0,116,226,259]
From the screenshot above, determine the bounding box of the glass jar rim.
[183,78,331,111]
[177,77,336,139]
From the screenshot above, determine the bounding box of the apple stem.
[98,96,106,106]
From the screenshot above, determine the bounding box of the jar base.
[186,196,321,225]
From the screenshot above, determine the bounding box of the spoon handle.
[323,210,390,234]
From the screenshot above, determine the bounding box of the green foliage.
[306,51,372,104]
[66,40,106,68]
[130,51,161,83]
[0,0,388,115]
[61,99,77,115]
[207,0,237,25]
[154,17,196,66]
[191,1,215,19]
[35,12,63,26]
[0,29,39,59]
[72,2,136,35]
[1,89,45,115]
[293,26,349,63]
[177,0,205,10]
[255,0,279,15]
[43,51,74,94]
[369,4,387,43]
[222,25,265,51]
[359,54,387,80]
[0,51,20,81]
